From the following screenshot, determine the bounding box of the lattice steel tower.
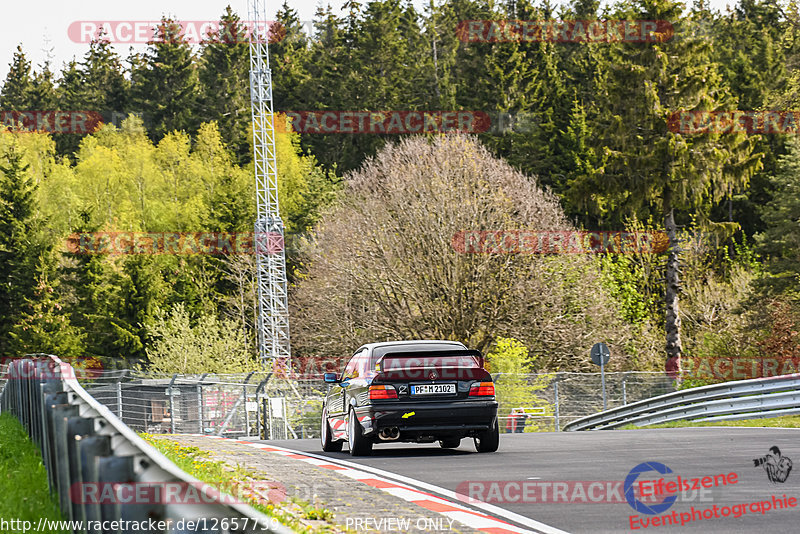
[248,0,291,366]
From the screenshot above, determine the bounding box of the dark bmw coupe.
[320,340,499,456]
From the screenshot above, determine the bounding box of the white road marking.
[261,444,572,534]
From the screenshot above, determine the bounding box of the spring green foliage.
[486,338,554,431]
[140,303,257,374]
[0,413,66,529]
[0,116,337,367]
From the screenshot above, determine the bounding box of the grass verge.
[620,415,800,430]
[141,434,339,533]
[0,412,66,530]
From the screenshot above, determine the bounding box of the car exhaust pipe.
[378,427,400,441]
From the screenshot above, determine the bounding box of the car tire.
[439,438,461,449]
[320,406,343,452]
[348,408,372,456]
[474,417,499,453]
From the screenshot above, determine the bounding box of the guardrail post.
[38,381,62,492]
[77,435,111,532]
[52,404,80,518]
[97,456,135,527]
[67,416,95,522]
[43,390,68,492]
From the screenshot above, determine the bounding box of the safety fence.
[0,355,293,533]
[39,368,676,437]
[563,373,800,431]
[491,371,674,432]
[76,370,323,440]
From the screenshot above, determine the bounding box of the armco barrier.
[0,355,294,534]
[563,373,800,431]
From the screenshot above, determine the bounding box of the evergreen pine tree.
[0,144,51,356]
[81,36,129,113]
[198,7,251,163]
[131,17,199,140]
[756,137,800,300]
[579,0,762,364]
[271,1,312,113]
[0,46,34,111]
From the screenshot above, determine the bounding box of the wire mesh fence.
[61,369,674,438]
[76,370,324,439]
[494,371,676,432]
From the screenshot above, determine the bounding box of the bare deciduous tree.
[290,136,647,371]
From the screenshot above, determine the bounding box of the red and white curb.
[188,435,567,534]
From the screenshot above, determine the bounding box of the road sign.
[590,342,611,411]
[591,342,611,366]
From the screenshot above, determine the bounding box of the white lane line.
[382,487,445,502]
[337,468,381,480]
[258,444,571,534]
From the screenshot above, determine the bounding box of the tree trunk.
[664,200,682,365]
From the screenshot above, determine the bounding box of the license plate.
[411,383,456,395]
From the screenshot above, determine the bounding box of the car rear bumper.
[355,400,498,441]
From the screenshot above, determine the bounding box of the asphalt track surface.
[265,428,800,534]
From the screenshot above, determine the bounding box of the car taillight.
[469,382,495,396]
[369,385,398,400]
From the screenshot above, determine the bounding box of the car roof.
[357,340,467,352]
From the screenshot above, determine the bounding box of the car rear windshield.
[369,343,468,370]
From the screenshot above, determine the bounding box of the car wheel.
[348,408,372,456]
[474,417,499,453]
[320,406,343,452]
[439,438,461,449]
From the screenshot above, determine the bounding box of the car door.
[328,348,365,419]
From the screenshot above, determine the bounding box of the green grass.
[620,415,800,430]
[141,434,337,533]
[0,413,66,530]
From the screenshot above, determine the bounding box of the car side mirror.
[323,372,340,383]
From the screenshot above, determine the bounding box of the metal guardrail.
[0,355,294,534]
[563,373,800,431]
